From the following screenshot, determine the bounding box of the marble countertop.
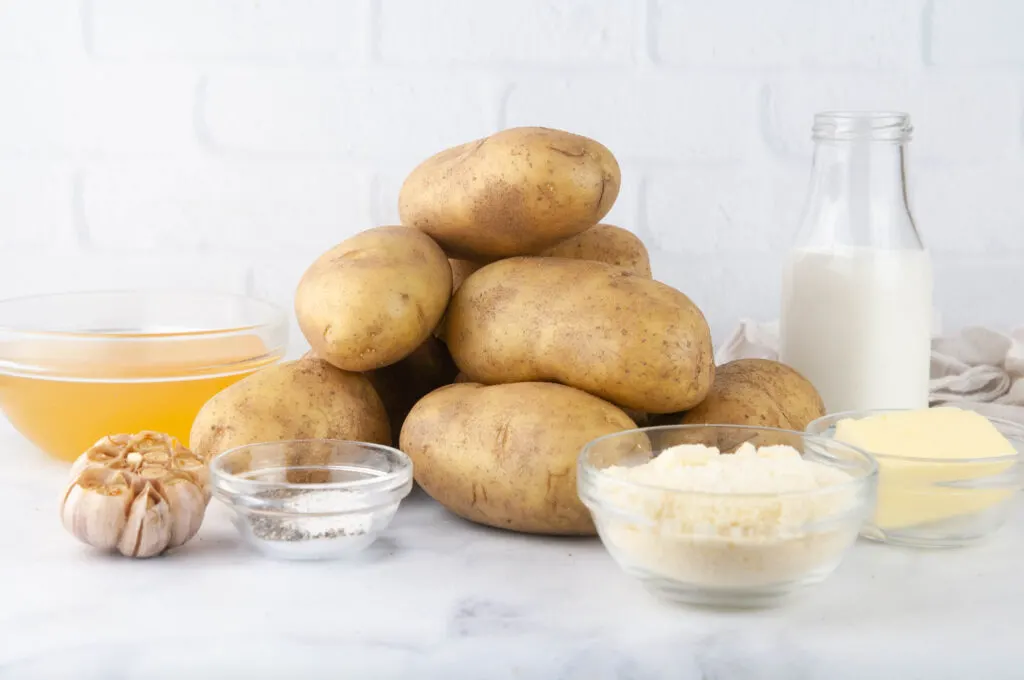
[2,419,1023,680]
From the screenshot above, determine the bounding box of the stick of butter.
[834,407,1018,530]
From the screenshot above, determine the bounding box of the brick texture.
[202,71,496,162]
[762,74,1021,162]
[0,252,249,298]
[83,161,372,251]
[913,162,1024,254]
[0,63,198,157]
[0,0,82,58]
[504,76,760,160]
[89,0,368,62]
[0,1,1022,340]
[378,0,636,65]
[0,162,77,249]
[655,0,922,68]
[645,162,807,255]
[928,0,1024,66]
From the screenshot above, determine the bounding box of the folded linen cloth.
[716,320,1024,425]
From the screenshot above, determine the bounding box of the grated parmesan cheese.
[591,443,863,588]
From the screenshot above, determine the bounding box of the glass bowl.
[210,439,414,560]
[0,291,287,461]
[807,410,1024,548]
[577,424,878,608]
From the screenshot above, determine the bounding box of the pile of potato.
[190,126,825,537]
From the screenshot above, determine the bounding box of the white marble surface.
[2,418,1023,680]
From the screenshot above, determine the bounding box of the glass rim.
[209,438,414,494]
[0,289,287,340]
[806,409,1024,465]
[578,423,878,500]
[812,110,913,142]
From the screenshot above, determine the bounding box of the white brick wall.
[653,0,921,68]
[89,0,369,61]
[378,0,637,64]
[1,0,1022,354]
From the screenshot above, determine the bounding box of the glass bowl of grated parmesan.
[211,439,414,560]
[577,425,878,608]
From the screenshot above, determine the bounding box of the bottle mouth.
[812,111,912,142]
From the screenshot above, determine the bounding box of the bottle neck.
[799,138,923,251]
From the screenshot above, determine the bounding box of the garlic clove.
[161,475,207,548]
[60,467,133,551]
[69,436,118,480]
[117,482,172,558]
[173,450,211,500]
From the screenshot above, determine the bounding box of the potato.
[400,382,637,535]
[445,257,714,414]
[653,359,826,451]
[450,224,648,291]
[444,224,650,320]
[540,224,651,278]
[620,407,651,428]
[399,127,620,260]
[295,226,452,371]
[449,258,483,293]
[365,336,458,444]
[676,359,825,429]
[190,356,391,461]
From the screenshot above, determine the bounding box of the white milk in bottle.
[779,113,932,413]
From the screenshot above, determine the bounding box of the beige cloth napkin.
[716,320,1024,425]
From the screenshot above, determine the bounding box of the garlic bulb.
[60,431,210,558]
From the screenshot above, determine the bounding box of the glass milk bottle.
[780,112,932,414]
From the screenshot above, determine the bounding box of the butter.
[833,407,1018,530]
[834,407,1015,460]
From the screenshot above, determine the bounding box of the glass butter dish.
[210,439,413,560]
[807,409,1024,548]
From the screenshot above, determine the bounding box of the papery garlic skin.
[61,468,133,550]
[60,431,209,558]
[162,476,207,546]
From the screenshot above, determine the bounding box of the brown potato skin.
[450,224,649,291]
[620,407,651,427]
[445,257,715,414]
[449,258,484,293]
[399,127,621,260]
[654,359,826,450]
[540,224,651,278]
[674,359,825,429]
[189,357,391,460]
[365,336,458,444]
[295,226,452,371]
[400,382,637,535]
[443,224,650,333]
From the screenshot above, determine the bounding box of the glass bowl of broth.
[0,291,287,461]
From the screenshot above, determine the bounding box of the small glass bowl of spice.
[210,439,413,560]
[578,425,878,608]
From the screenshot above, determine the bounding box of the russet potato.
[449,258,484,293]
[399,127,620,260]
[399,382,637,535]
[448,223,650,293]
[445,257,714,414]
[654,359,826,450]
[295,226,451,371]
[365,336,458,444]
[673,359,825,430]
[189,356,391,460]
[540,223,651,278]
